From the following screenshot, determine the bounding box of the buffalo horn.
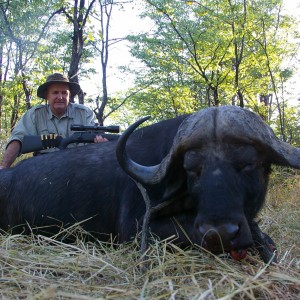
[116,116,176,185]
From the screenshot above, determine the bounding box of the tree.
[62,0,97,104]
[0,0,64,129]
[92,0,117,125]
[127,0,299,121]
[0,0,103,133]
[90,0,132,125]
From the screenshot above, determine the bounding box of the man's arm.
[0,140,21,169]
[0,107,37,168]
[85,107,108,143]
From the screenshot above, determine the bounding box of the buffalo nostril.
[221,223,239,239]
[199,223,240,247]
[199,224,212,236]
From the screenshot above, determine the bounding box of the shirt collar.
[46,103,74,120]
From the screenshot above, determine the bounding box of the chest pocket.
[38,125,52,135]
[34,107,57,135]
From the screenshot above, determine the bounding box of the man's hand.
[94,135,108,143]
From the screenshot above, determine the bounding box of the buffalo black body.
[0,106,291,262]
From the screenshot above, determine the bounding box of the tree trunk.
[65,0,96,104]
[94,0,114,125]
[0,44,3,131]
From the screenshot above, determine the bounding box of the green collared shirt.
[7,103,97,151]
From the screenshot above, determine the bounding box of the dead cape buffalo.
[0,106,297,262]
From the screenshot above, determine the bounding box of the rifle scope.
[71,124,120,133]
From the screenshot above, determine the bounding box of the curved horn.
[116,116,173,185]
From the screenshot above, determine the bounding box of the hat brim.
[37,81,81,99]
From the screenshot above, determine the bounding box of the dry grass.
[0,170,299,299]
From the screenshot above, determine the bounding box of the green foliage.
[273,105,300,146]
[0,0,64,130]
[126,85,199,122]
[125,0,299,121]
[0,0,99,134]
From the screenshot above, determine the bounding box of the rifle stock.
[21,134,62,154]
[21,135,45,154]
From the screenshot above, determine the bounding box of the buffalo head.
[116,106,300,258]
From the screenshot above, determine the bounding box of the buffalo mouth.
[199,237,251,261]
[199,235,252,258]
[195,221,277,263]
[230,249,248,260]
[194,217,254,259]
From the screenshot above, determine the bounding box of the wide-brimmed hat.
[37,73,81,99]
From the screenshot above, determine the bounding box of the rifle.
[20,124,121,154]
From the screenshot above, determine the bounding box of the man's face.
[46,83,70,117]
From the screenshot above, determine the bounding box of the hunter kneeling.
[0,73,108,169]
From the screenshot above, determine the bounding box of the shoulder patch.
[30,104,47,112]
[72,103,90,111]
[32,104,46,110]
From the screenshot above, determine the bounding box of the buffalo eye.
[186,167,202,178]
[184,150,204,177]
[234,162,258,173]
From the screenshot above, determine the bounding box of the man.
[0,73,106,168]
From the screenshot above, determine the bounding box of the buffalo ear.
[265,141,300,169]
[210,106,300,170]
